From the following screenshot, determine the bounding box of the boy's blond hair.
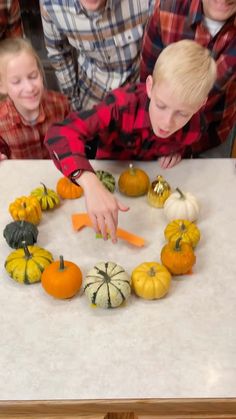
[152,40,217,106]
[0,37,45,84]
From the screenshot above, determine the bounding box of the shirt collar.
[7,95,46,126]
[189,0,236,27]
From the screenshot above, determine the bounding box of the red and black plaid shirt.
[0,0,23,39]
[0,90,70,159]
[45,83,202,177]
[140,0,236,153]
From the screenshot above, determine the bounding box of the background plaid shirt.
[0,0,23,39]
[45,83,202,178]
[0,90,70,159]
[40,0,154,111]
[140,0,236,153]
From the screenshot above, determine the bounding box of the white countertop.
[0,159,236,401]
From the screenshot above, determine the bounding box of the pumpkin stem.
[129,163,135,175]
[174,237,182,251]
[40,182,48,195]
[180,223,186,232]
[59,255,65,271]
[22,241,32,259]
[176,188,185,199]
[148,267,156,277]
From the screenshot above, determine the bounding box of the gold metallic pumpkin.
[147,175,171,208]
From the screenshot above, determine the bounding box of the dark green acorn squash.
[3,220,38,249]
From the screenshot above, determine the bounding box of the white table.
[0,159,236,418]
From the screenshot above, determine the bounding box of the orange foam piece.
[72,213,146,247]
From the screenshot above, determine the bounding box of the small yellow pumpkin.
[161,238,196,275]
[5,243,53,284]
[131,262,171,300]
[9,196,42,225]
[31,183,60,210]
[118,164,150,197]
[147,175,171,208]
[164,219,200,248]
[56,177,83,199]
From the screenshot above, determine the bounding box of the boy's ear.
[146,75,153,99]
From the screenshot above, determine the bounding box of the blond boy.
[45,40,216,242]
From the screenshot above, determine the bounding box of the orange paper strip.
[72,213,146,247]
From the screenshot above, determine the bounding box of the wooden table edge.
[0,397,236,418]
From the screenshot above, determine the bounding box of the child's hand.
[79,171,129,243]
[159,153,182,169]
[0,153,7,161]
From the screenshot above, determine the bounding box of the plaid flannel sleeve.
[140,0,163,82]
[40,2,79,109]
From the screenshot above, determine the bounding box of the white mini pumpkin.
[84,261,131,309]
[164,188,200,222]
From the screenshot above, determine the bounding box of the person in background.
[140,0,236,155]
[39,0,155,111]
[44,40,216,243]
[0,0,23,39]
[0,37,70,161]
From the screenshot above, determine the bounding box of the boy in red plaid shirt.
[0,37,70,160]
[45,40,216,242]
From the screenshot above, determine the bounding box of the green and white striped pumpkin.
[96,170,116,193]
[84,261,131,308]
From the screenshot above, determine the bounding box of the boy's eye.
[178,111,190,118]
[11,80,20,85]
[156,103,166,109]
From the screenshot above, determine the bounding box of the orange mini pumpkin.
[161,238,196,275]
[56,177,83,199]
[41,256,82,299]
[118,164,150,197]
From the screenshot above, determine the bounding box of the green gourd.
[3,220,38,249]
[96,170,116,193]
[84,261,131,308]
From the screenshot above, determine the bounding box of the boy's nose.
[162,112,174,129]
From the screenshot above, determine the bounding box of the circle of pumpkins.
[3,165,201,309]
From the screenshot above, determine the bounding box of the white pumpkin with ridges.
[164,188,200,222]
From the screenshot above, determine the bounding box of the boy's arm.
[44,94,129,242]
[140,0,163,82]
[40,2,79,110]
[5,0,23,38]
